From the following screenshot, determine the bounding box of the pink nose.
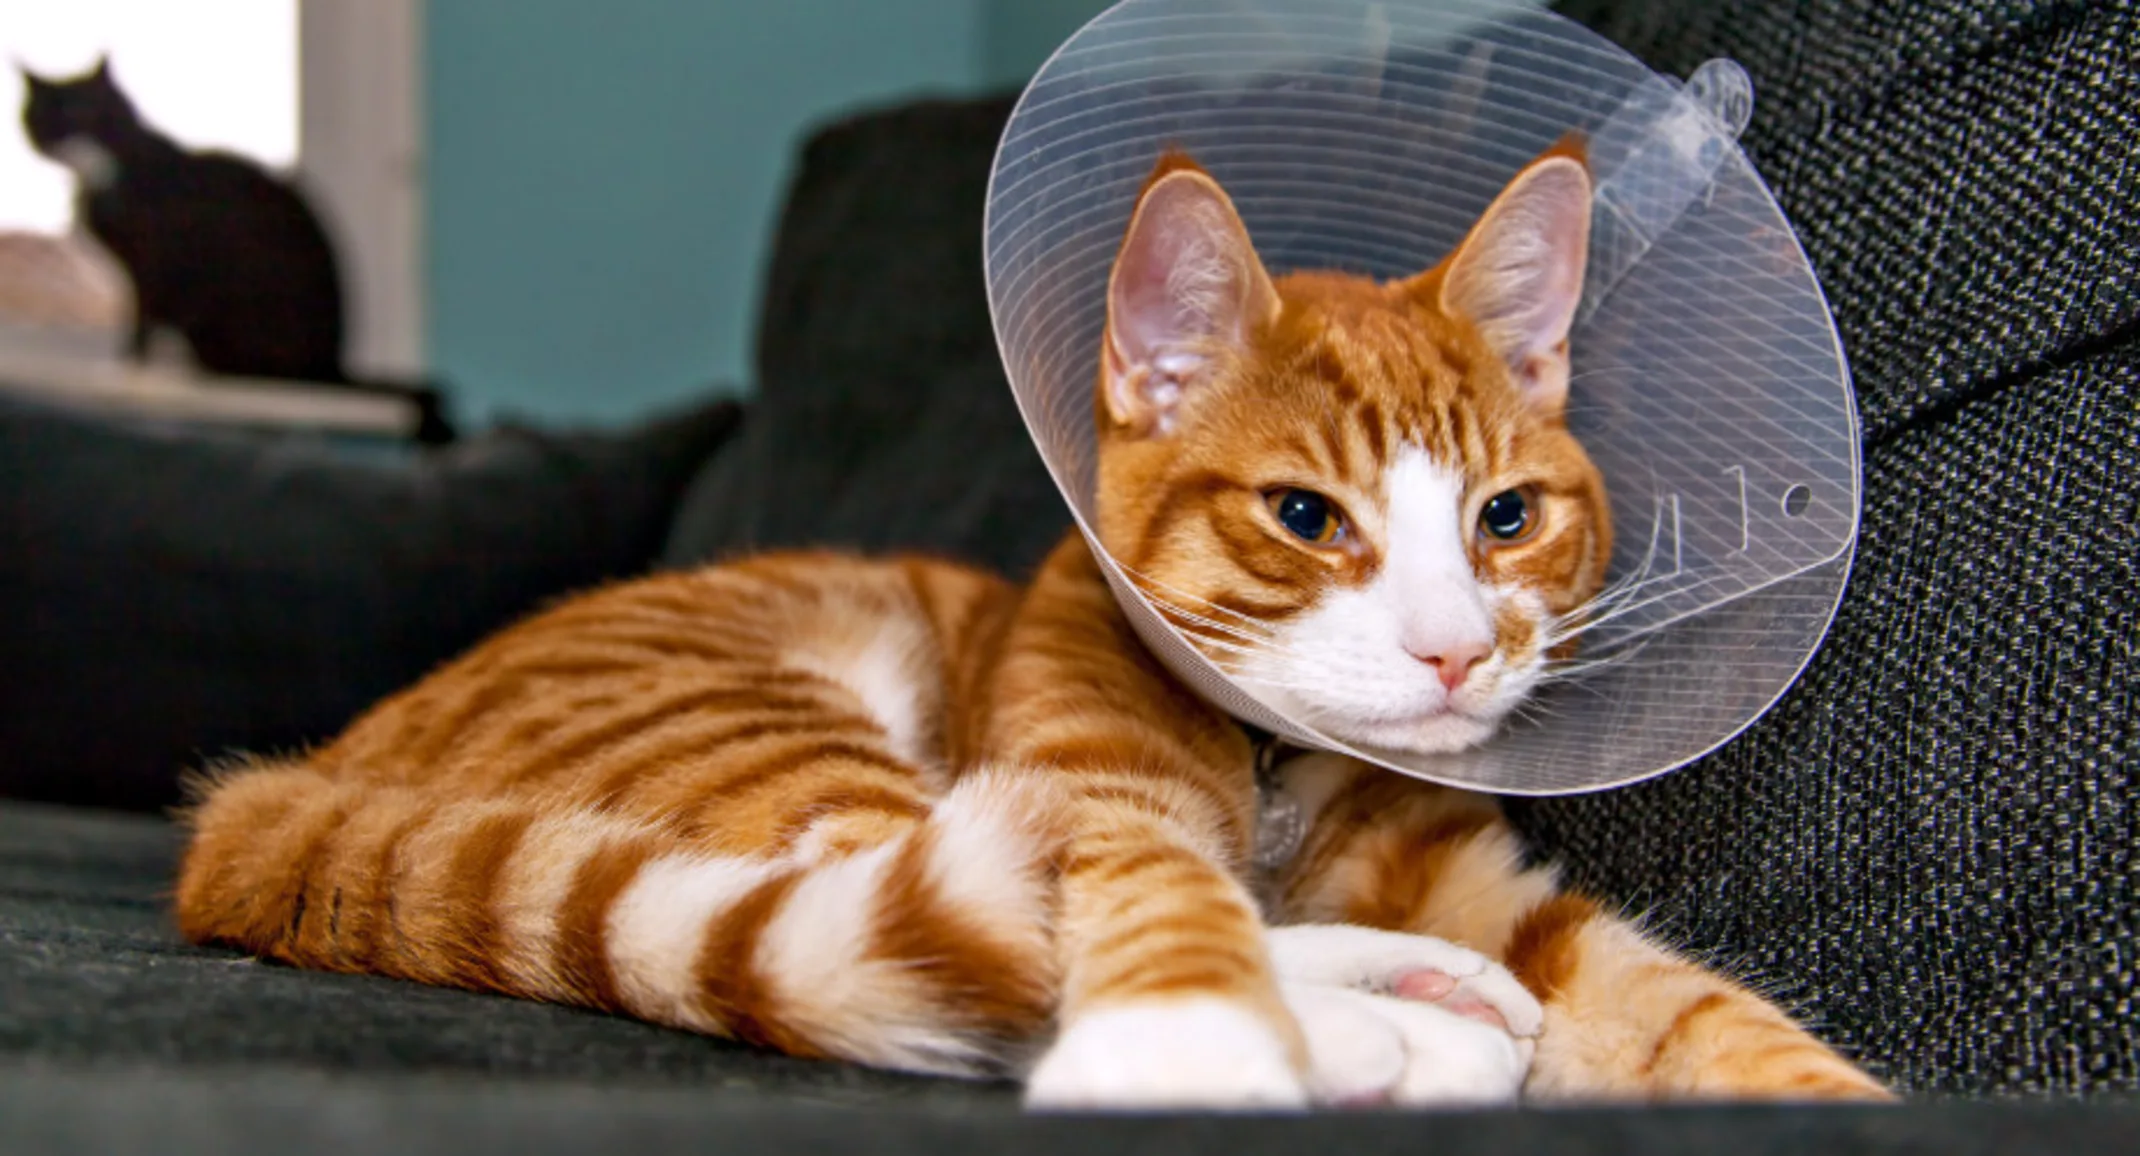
[1411,642,1490,693]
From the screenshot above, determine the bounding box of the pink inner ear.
[1108,198,1202,369]
[1439,157,1592,414]
[1102,173,1274,434]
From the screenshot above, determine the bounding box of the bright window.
[0,0,297,233]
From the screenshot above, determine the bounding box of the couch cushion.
[664,362,1066,578]
[1555,0,2139,440]
[1509,0,2138,1096]
[0,799,963,1094]
[666,94,1065,579]
[1516,338,2136,1094]
[5,801,2138,1154]
[0,393,740,812]
[751,96,1019,402]
[670,0,2136,1097]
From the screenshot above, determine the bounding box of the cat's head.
[19,57,140,157]
[1092,144,1611,755]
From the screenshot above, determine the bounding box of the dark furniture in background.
[1,396,739,811]
[2,0,2133,1150]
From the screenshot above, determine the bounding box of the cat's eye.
[1268,489,1345,545]
[1479,488,1537,542]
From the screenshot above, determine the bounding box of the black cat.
[20,57,348,382]
[20,58,452,441]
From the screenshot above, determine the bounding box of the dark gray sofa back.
[670,0,2136,1095]
[0,398,739,811]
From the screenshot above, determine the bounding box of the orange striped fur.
[175,144,1886,1107]
[1271,753,1885,1100]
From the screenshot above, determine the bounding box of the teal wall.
[421,2,1548,425]
[425,1,986,425]
[982,0,1112,87]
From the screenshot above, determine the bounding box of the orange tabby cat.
[175,142,1888,1107]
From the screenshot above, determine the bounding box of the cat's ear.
[1426,141,1592,417]
[1102,153,1280,437]
[91,55,112,81]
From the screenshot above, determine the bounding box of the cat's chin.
[1351,712,1500,757]
[1272,700,1502,758]
[1241,685,1506,757]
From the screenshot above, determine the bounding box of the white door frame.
[297,0,425,379]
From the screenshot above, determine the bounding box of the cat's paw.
[1284,981,1531,1106]
[1277,980,1407,1104]
[1267,923,1543,1040]
[1023,998,1308,1111]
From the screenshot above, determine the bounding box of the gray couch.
[2,0,2134,1150]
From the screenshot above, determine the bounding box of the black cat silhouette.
[22,57,345,380]
[20,58,451,442]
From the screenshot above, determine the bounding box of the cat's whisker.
[1219,671,1351,697]
[1160,615,1273,652]
[1225,683,1333,702]
[1549,648,1651,677]
[1555,675,1628,703]
[1582,495,1680,606]
[1159,626,1304,675]
[1507,698,1568,727]
[1566,540,1676,621]
[1209,652,1315,681]
[1561,365,1644,388]
[1535,640,1653,684]
[1116,564,1277,636]
[1547,607,1669,650]
[1528,677,1615,705]
[1135,588,1277,641]
[1224,669,1425,707]
[1546,570,1739,647]
[1506,697,1557,727]
[1148,599,1280,647]
[1145,606,1277,651]
[1544,569,1665,643]
[1584,554,1671,608]
[1180,634,1280,662]
[1209,652,1318,682]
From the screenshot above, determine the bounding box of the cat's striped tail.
[174,762,1063,1076]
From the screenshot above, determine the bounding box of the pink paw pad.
[1393,969,1511,1032]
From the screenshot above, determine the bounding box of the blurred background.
[0,0,1111,430]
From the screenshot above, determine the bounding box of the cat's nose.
[1410,641,1490,693]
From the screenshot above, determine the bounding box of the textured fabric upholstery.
[0,0,2130,1141]
[671,0,2138,1095]
[6,800,2137,1151]
[664,95,1066,579]
[0,393,740,811]
[1517,0,2137,1096]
